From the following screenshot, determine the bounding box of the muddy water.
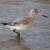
[0,0,50,50]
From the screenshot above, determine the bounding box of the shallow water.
[0,0,50,50]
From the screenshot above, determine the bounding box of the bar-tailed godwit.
[1,9,48,37]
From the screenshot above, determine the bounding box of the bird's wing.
[8,17,32,26]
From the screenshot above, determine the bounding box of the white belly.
[6,25,30,31]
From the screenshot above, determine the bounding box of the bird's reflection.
[8,35,31,50]
[16,36,30,50]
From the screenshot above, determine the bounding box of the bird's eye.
[34,9,38,13]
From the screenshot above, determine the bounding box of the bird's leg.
[13,29,20,45]
[13,29,20,38]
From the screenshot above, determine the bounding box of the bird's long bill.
[42,15,48,18]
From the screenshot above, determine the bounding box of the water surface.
[0,0,50,50]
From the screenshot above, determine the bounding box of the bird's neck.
[28,13,35,19]
[28,13,37,22]
[29,11,32,16]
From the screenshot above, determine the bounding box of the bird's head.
[29,8,48,18]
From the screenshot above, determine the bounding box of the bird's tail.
[0,22,8,25]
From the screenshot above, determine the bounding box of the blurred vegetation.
[31,0,50,4]
[38,0,50,3]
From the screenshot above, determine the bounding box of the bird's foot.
[13,29,16,32]
[13,29,20,37]
[13,29,20,45]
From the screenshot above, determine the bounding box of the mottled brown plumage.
[1,9,48,31]
[8,17,32,26]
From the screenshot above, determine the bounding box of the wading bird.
[1,9,48,37]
